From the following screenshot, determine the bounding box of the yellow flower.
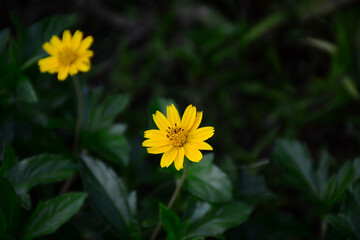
[38,30,94,81]
[143,104,214,170]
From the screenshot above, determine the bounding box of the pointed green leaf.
[82,125,130,166]
[326,214,357,239]
[15,76,38,103]
[78,155,140,239]
[160,203,183,240]
[87,93,130,130]
[6,154,77,207]
[0,28,10,54]
[185,202,253,238]
[0,178,20,235]
[273,139,319,198]
[0,142,16,177]
[21,192,86,239]
[184,154,233,203]
[323,161,355,207]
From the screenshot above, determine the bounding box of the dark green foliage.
[185,201,253,238]
[6,154,77,208]
[1,1,360,240]
[78,155,140,239]
[184,154,233,203]
[160,203,183,240]
[20,192,86,240]
[0,178,20,236]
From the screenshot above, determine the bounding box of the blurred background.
[1,0,360,239]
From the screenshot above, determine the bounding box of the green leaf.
[25,14,76,59]
[78,155,140,239]
[326,214,357,239]
[21,192,86,240]
[343,193,360,239]
[0,28,10,54]
[316,151,331,196]
[323,161,355,207]
[6,154,77,207]
[160,203,183,240]
[15,76,38,103]
[185,202,253,238]
[273,139,319,198]
[10,14,27,51]
[0,142,16,177]
[0,178,20,234]
[87,93,130,130]
[82,125,130,166]
[184,154,233,203]
[240,12,288,48]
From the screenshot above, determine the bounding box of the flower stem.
[72,75,84,156]
[150,160,189,240]
[59,76,83,195]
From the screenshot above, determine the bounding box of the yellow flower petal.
[142,138,169,147]
[174,147,185,170]
[69,65,78,75]
[186,140,213,150]
[189,127,214,141]
[181,105,196,130]
[144,129,167,139]
[160,147,177,168]
[42,42,57,55]
[188,111,203,133]
[167,104,180,126]
[153,111,171,131]
[57,66,69,81]
[71,30,83,50]
[76,61,91,72]
[184,144,203,162]
[78,36,94,51]
[38,56,58,72]
[147,145,172,154]
[62,30,72,47]
[50,35,62,48]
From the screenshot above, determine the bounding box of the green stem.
[59,76,83,195]
[72,75,84,156]
[150,159,189,240]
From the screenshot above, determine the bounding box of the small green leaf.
[323,161,355,207]
[160,203,183,240]
[0,142,16,177]
[0,28,10,54]
[0,178,20,235]
[326,214,356,239]
[184,154,233,203]
[82,125,130,166]
[21,192,86,240]
[15,76,38,103]
[78,155,140,239]
[185,202,253,238]
[273,139,319,199]
[87,93,130,130]
[316,151,331,196]
[6,154,77,207]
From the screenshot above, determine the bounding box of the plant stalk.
[150,160,189,240]
[59,76,84,195]
[72,75,84,156]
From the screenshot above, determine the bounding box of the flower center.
[166,124,187,147]
[58,47,77,65]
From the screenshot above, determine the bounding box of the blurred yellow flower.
[143,104,214,170]
[38,30,94,81]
